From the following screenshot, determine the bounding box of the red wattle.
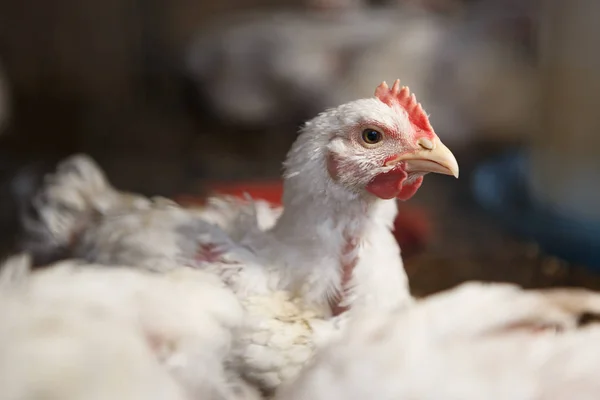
[396,176,424,201]
[365,168,408,200]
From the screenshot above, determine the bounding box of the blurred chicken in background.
[185,0,537,150]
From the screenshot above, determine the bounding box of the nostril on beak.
[418,138,434,150]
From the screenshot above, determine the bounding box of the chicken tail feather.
[18,154,149,265]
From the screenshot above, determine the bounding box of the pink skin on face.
[326,139,426,201]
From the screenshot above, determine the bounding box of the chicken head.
[323,79,459,200]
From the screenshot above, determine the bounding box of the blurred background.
[0,0,599,294]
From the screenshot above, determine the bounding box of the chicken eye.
[361,129,383,145]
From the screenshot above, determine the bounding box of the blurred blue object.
[471,151,600,271]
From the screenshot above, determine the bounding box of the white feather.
[276,282,600,400]
[0,255,259,400]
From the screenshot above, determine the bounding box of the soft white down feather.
[275,281,600,400]
[0,254,260,400]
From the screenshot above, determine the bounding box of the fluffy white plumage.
[275,281,600,400]
[6,250,600,400]
[0,254,260,400]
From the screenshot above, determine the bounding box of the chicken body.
[21,82,458,390]
[0,254,259,400]
[275,281,600,400]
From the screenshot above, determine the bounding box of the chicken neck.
[261,164,407,315]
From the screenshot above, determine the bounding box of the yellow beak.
[386,137,459,178]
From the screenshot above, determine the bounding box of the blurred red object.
[176,180,432,258]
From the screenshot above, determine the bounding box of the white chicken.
[20,80,459,390]
[275,281,600,400]
[0,254,260,400]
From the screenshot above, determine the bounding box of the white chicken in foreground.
[275,281,600,400]
[0,254,260,400]
[6,256,600,400]
[20,80,459,390]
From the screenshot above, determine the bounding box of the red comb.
[375,79,433,134]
